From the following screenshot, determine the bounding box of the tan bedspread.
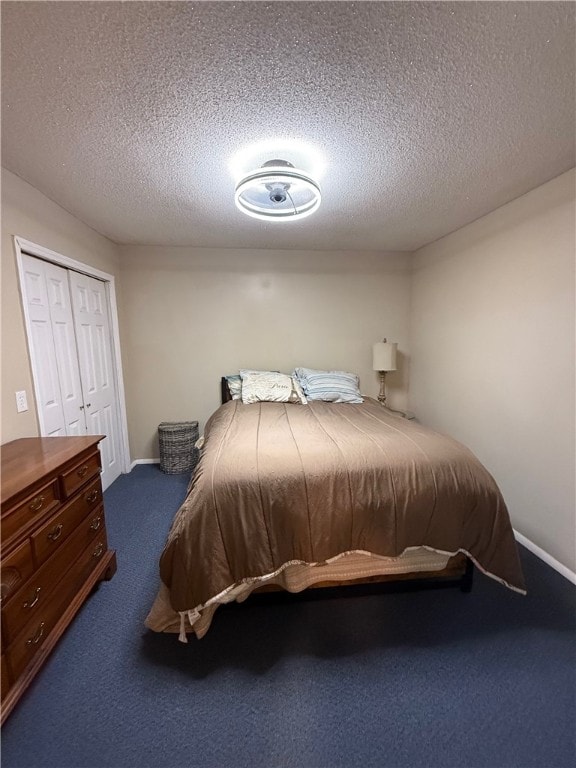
[152,398,525,635]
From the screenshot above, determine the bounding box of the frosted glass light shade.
[234,159,321,222]
[373,341,397,371]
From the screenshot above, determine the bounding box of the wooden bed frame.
[219,376,474,596]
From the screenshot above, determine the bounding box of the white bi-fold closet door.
[21,254,121,490]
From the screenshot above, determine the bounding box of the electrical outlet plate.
[15,390,28,413]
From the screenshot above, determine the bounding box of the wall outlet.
[15,390,28,413]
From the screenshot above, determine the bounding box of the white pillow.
[224,374,243,400]
[240,370,307,405]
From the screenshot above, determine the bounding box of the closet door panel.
[31,319,65,437]
[76,321,97,396]
[44,261,86,435]
[21,256,66,436]
[101,403,118,470]
[69,273,121,489]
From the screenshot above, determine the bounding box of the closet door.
[69,271,121,489]
[44,261,86,435]
[21,255,85,436]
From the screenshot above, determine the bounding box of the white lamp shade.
[373,341,397,371]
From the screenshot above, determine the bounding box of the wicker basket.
[158,421,199,475]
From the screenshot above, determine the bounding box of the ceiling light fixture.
[234,159,321,222]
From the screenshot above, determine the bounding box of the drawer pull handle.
[26,622,45,646]
[92,543,104,559]
[90,516,102,531]
[23,587,42,609]
[85,489,99,504]
[29,495,45,512]
[47,524,63,541]
[77,464,89,478]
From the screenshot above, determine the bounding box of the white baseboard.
[514,529,576,585]
[129,458,160,471]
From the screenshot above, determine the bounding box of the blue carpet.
[2,465,575,768]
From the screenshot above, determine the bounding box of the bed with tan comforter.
[146,398,525,639]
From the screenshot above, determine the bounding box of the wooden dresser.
[1,436,116,723]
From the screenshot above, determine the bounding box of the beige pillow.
[240,370,307,405]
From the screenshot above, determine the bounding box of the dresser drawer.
[1,480,60,545]
[60,453,101,499]
[0,540,34,605]
[32,477,103,566]
[2,507,106,644]
[1,653,10,700]
[6,530,108,680]
[7,610,60,682]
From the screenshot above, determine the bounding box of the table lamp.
[372,339,397,406]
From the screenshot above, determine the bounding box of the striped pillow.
[293,368,363,403]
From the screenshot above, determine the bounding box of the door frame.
[14,235,131,476]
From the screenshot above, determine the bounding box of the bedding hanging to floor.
[146,398,525,639]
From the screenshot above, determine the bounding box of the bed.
[146,374,525,640]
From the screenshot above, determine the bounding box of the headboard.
[221,377,232,404]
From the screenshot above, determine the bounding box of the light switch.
[15,390,28,413]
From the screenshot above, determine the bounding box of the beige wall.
[118,246,412,460]
[410,169,575,571]
[1,168,121,443]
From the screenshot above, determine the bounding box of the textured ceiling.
[2,1,575,251]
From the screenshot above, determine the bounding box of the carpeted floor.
[2,464,575,768]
